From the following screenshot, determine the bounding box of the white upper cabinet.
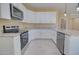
[0,3,30,20]
[0,3,57,23]
[0,3,11,19]
[34,13,41,23]
[23,11,57,23]
[32,12,57,23]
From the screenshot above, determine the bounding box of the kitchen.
[0,3,79,55]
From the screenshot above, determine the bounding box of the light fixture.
[77,3,79,11]
[64,12,67,16]
[64,3,67,16]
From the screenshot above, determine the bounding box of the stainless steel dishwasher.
[57,32,65,55]
[20,31,28,50]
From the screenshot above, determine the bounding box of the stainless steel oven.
[57,32,65,55]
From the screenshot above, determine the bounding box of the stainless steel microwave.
[10,4,23,20]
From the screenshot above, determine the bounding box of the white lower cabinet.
[64,35,79,55]
[28,29,40,42]
[0,35,21,55]
[29,29,57,43]
[64,34,70,55]
[13,35,21,55]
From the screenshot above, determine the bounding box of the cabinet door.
[0,3,11,19]
[57,32,65,55]
[28,30,41,42]
[69,36,79,55]
[64,34,70,55]
[0,37,14,55]
[38,29,53,39]
[14,36,21,55]
[34,12,56,23]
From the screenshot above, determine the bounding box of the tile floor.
[24,39,61,55]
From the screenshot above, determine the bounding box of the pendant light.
[64,12,67,16]
[77,3,79,11]
[64,3,67,16]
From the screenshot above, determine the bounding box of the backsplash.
[67,18,79,30]
[0,19,24,33]
[0,18,57,33]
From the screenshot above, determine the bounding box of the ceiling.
[24,3,79,18]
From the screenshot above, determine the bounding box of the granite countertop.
[1,28,79,37]
[0,28,51,37]
[0,29,28,37]
[58,29,79,36]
